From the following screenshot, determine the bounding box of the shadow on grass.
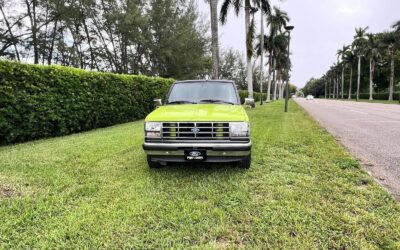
[146,162,247,183]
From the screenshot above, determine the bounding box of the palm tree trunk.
[325,81,327,99]
[348,67,353,100]
[333,78,336,99]
[328,79,331,98]
[389,52,395,101]
[341,67,344,99]
[245,6,253,99]
[210,0,219,79]
[336,77,339,99]
[369,58,373,100]
[259,10,264,104]
[357,56,361,101]
[272,58,277,101]
[266,55,272,102]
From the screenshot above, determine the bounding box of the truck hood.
[145,104,249,122]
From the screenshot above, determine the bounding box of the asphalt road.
[295,98,400,199]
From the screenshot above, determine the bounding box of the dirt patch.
[0,186,19,198]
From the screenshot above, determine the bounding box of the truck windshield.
[167,81,239,105]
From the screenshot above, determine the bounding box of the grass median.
[1,101,399,249]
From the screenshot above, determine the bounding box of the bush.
[0,60,174,145]
[238,90,267,104]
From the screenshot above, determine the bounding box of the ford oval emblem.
[191,128,200,133]
[189,151,201,157]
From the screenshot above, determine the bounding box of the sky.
[196,0,400,88]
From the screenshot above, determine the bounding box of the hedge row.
[0,60,174,145]
[238,90,267,103]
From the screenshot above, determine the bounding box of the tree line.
[0,0,211,79]
[1,0,295,100]
[302,22,400,101]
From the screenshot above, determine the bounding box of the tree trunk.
[25,0,39,64]
[210,0,219,79]
[245,5,253,99]
[369,57,373,100]
[357,56,361,101]
[266,54,272,102]
[325,80,327,99]
[83,18,96,70]
[348,67,353,100]
[389,51,395,101]
[47,19,58,65]
[259,10,264,104]
[0,6,20,61]
[328,79,330,98]
[341,66,344,99]
[272,58,277,101]
[333,78,336,99]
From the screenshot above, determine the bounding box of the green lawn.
[1,101,400,249]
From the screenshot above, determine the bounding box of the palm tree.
[366,33,381,100]
[337,45,350,99]
[270,33,288,100]
[267,7,289,101]
[256,32,273,101]
[380,32,398,101]
[343,49,356,99]
[207,0,220,79]
[220,0,271,101]
[352,27,368,101]
[384,21,400,101]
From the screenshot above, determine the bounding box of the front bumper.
[143,141,251,163]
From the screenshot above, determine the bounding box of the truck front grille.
[162,122,230,140]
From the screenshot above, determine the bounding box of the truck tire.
[147,156,163,168]
[238,154,251,169]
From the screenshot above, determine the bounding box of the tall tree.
[352,27,368,101]
[220,0,271,101]
[207,0,220,79]
[383,21,400,101]
[337,45,350,99]
[366,33,381,100]
[343,49,356,99]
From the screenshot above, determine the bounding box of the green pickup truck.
[142,80,252,168]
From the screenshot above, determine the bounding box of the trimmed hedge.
[0,60,173,145]
[238,90,267,104]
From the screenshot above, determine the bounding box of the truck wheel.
[147,156,163,168]
[238,154,251,169]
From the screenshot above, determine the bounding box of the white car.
[306,95,314,100]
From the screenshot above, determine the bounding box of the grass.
[1,101,400,249]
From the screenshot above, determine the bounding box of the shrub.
[238,90,267,103]
[0,60,173,145]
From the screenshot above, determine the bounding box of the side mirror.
[244,98,255,108]
[153,99,162,107]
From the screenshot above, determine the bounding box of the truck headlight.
[145,122,161,138]
[229,122,250,137]
[145,122,161,131]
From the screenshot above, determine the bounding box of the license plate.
[184,150,206,161]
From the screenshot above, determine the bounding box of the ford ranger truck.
[142,80,251,168]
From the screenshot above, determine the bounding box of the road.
[295,98,400,199]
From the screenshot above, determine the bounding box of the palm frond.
[219,0,232,24]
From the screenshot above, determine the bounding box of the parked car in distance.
[306,95,314,100]
[143,80,252,169]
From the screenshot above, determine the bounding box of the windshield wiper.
[199,99,235,105]
[167,100,197,105]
